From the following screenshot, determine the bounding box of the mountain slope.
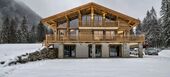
[0,0,41,26]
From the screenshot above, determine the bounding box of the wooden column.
[53,22,58,42]
[78,10,82,27]
[102,12,106,40]
[138,43,143,58]
[102,12,106,26]
[78,11,82,41]
[117,16,119,27]
[91,7,94,27]
[56,22,59,41]
[65,15,70,38]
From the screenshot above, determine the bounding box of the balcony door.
[93,30,103,41]
[105,31,115,40]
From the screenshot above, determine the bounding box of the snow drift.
[159,50,170,57]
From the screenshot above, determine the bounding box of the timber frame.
[41,2,144,47]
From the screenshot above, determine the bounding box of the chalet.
[41,2,145,58]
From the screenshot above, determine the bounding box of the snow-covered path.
[0,44,170,77]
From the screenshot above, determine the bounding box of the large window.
[70,19,78,28]
[82,15,91,26]
[94,15,102,26]
[106,31,115,39]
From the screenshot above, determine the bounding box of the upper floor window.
[70,19,78,28]
[82,15,91,27]
[94,15,102,26]
[58,22,67,28]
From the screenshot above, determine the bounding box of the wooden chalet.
[41,2,145,58]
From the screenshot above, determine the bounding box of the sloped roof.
[42,2,140,26]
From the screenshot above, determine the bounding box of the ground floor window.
[64,45,76,58]
[109,45,121,57]
[88,44,102,58]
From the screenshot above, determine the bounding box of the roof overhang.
[41,2,140,27]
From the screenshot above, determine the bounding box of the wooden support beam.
[91,7,94,27]
[78,10,82,27]
[128,20,131,24]
[65,15,70,38]
[102,12,106,26]
[65,15,69,21]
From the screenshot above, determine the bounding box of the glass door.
[64,45,76,58]
[95,45,102,58]
[109,45,118,57]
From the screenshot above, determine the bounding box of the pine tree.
[16,29,22,43]
[20,16,29,43]
[37,22,46,42]
[148,7,161,47]
[28,25,36,43]
[0,17,11,43]
[160,0,170,47]
[9,18,17,43]
[137,7,162,47]
[135,22,142,35]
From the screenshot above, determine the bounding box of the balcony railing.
[81,21,122,27]
[44,34,145,46]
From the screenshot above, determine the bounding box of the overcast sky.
[17,0,161,20]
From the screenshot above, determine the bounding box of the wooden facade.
[41,2,145,48]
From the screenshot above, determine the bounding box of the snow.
[159,50,170,58]
[2,57,170,77]
[0,44,42,61]
[0,44,170,77]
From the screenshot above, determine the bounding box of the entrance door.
[109,45,120,57]
[95,45,102,58]
[64,45,76,58]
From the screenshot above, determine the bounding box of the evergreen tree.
[0,17,11,43]
[160,0,170,47]
[37,22,46,42]
[136,22,142,35]
[137,7,162,47]
[147,7,161,47]
[28,25,36,43]
[16,29,22,43]
[9,18,17,43]
[20,16,29,43]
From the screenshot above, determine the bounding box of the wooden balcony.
[44,34,145,47]
[79,21,131,30]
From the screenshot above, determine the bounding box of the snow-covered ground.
[0,44,170,77]
[0,44,42,61]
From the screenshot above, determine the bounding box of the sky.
[17,0,161,20]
